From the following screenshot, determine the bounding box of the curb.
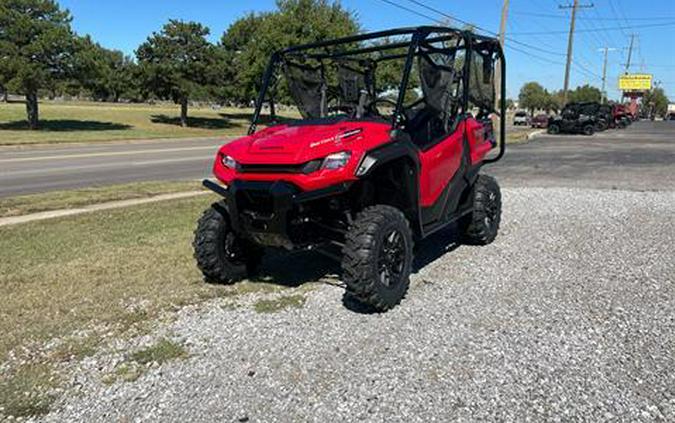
[526,129,546,140]
[0,190,210,227]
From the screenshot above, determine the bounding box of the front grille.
[236,189,275,214]
[238,159,321,174]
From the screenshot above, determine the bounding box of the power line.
[374,0,602,83]
[376,0,440,23]
[510,11,675,21]
[510,21,675,35]
[403,0,571,57]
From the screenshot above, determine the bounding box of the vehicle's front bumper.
[202,179,350,248]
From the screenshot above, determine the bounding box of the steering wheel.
[364,97,411,125]
[365,97,397,115]
[326,104,356,116]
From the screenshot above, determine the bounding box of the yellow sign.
[619,74,652,91]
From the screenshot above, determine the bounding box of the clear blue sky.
[60,0,675,101]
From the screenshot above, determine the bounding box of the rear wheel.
[548,124,560,134]
[583,124,595,136]
[193,202,263,284]
[460,175,502,245]
[342,205,413,311]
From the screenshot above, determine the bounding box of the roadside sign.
[618,74,652,91]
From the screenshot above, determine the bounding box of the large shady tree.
[220,0,360,105]
[136,20,219,127]
[0,0,78,129]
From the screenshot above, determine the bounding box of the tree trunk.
[26,90,39,130]
[1,86,7,102]
[269,99,276,122]
[180,98,188,127]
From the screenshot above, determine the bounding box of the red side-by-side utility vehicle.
[194,26,506,311]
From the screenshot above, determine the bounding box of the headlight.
[321,151,351,170]
[221,154,238,169]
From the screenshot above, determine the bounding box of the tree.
[568,84,602,103]
[76,37,137,102]
[642,87,669,117]
[136,20,219,127]
[220,0,359,105]
[518,82,548,115]
[0,0,78,129]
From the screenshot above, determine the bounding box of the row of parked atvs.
[547,102,633,136]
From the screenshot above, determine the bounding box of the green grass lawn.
[0,101,299,145]
[0,194,324,418]
[0,180,204,218]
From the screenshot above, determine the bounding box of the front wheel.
[342,205,414,311]
[459,175,502,245]
[583,124,595,136]
[548,124,560,134]
[193,202,263,284]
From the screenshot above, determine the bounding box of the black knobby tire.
[193,202,263,284]
[548,124,560,135]
[583,124,595,136]
[459,175,502,245]
[596,121,608,131]
[341,205,414,311]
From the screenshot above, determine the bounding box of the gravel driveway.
[40,186,675,422]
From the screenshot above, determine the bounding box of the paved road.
[489,121,675,191]
[0,137,225,197]
[0,121,672,197]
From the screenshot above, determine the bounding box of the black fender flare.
[354,138,423,237]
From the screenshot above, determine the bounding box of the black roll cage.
[248,26,506,163]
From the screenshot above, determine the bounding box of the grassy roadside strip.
[0,101,300,146]
[0,180,205,218]
[503,128,542,145]
[0,194,322,418]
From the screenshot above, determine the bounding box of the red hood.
[220,120,392,164]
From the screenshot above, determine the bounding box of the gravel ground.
[37,186,675,422]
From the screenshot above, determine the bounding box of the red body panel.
[417,121,465,207]
[213,121,392,191]
[213,117,492,207]
[465,118,493,165]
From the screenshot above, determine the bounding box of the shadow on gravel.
[412,224,461,272]
[251,250,341,288]
[231,227,461,314]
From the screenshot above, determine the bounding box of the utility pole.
[599,47,616,103]
[495,0,509,111]
[560,1,594,103]
[620,34,636,103]
[624,33,635,72]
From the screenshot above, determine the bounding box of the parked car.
[530,114,549,128]
[513,111,530,126]
[548,104,597,135]
[564,102,611,131]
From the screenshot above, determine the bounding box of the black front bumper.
[203,179,349,248]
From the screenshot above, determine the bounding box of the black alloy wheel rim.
[377,230,406,287]
[224,232,245,264]
[484,191,499,229]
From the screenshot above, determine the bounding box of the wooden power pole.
[599,47,616,103]
[624,33,635,72]
[560,0,593,103]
